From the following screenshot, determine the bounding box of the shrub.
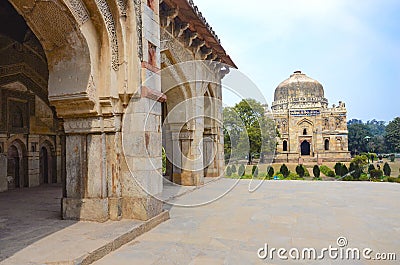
[226,166,232,177]
[267,166,275,178]
[342,175,354,181]
[370,169,383,180]
[341,164,349,177]
[231,164,237,173]
[349,162,363,180]
[313,165,320,178]
[383,162,391,176]
[295,165,305,178]
[389,154,395,162]
[334,162,342,176]
[387,177,397,183]
[320,165,335,178]
[359,174,369,181]
[287,172,300,180]
[240,174,253,179]
[352,155,368,167]
[238,164,245,177]
[252,166,259,177]
[368,164,375,173]
[280,164,290,178]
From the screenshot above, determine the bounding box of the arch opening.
[301,140,310,156]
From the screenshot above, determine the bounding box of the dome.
[274,71,324,101]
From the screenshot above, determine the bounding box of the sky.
[194,0,400,122]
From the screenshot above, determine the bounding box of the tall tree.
[385,117,400,153]
[347,122,371,153]
[223,99,276,164]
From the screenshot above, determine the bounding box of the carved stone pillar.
[62,115,123,222]
[27,135,40,187]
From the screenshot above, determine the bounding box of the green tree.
[296,165,305,178]
[383,162,391,176]
[280,164,289,178]
[313,165,320,178]
[223,99,276,165]
[347,122,371,153]
[385,117,400,153]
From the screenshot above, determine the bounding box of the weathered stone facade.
[272,71,351,163]
[0,0,235,222]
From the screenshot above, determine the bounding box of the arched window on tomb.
[324,139,330,151]
[283,140,288,152]
[303,128,307,135]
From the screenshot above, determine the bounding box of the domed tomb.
[272,71,328,110]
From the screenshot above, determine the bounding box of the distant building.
[272,71,351,163]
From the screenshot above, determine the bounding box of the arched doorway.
[301,140,311,156]
[6,141,28,189]
[7,145,20,189]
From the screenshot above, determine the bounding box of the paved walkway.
[94,179,400,265]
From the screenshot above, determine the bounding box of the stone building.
[0,0,235,222]
[272,71,351,163]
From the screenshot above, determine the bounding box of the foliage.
[385,117,400,153]
[320,165,335,178]
[389,154,395,162]
[341,164,349,177]
[383,162,391,176]
[334,162,342,176]
[238,164,245,177]
[252,166,259,177]
[368,164,375,173]
[370,169,383,180]
[342,175,354,181]
[226,166,232,177]
[280,164,290,178]
[295,165,305,178]
[349,162,362,180]
[223,99,276,164]
[313,165,320,178]
[347,119,387,154]
[351,155,368,167]
[267,166,275,178]
[231,164,237,173]
[387,177,400,183]
[359,174,370,181]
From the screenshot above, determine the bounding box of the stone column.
[27,135,39,187]
[62,116,123,222]
[121,97,163,221]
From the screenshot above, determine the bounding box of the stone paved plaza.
[95,179,400,265]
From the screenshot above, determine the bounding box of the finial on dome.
[294,70,302,74]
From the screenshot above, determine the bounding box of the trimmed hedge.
[320,165,335,178]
